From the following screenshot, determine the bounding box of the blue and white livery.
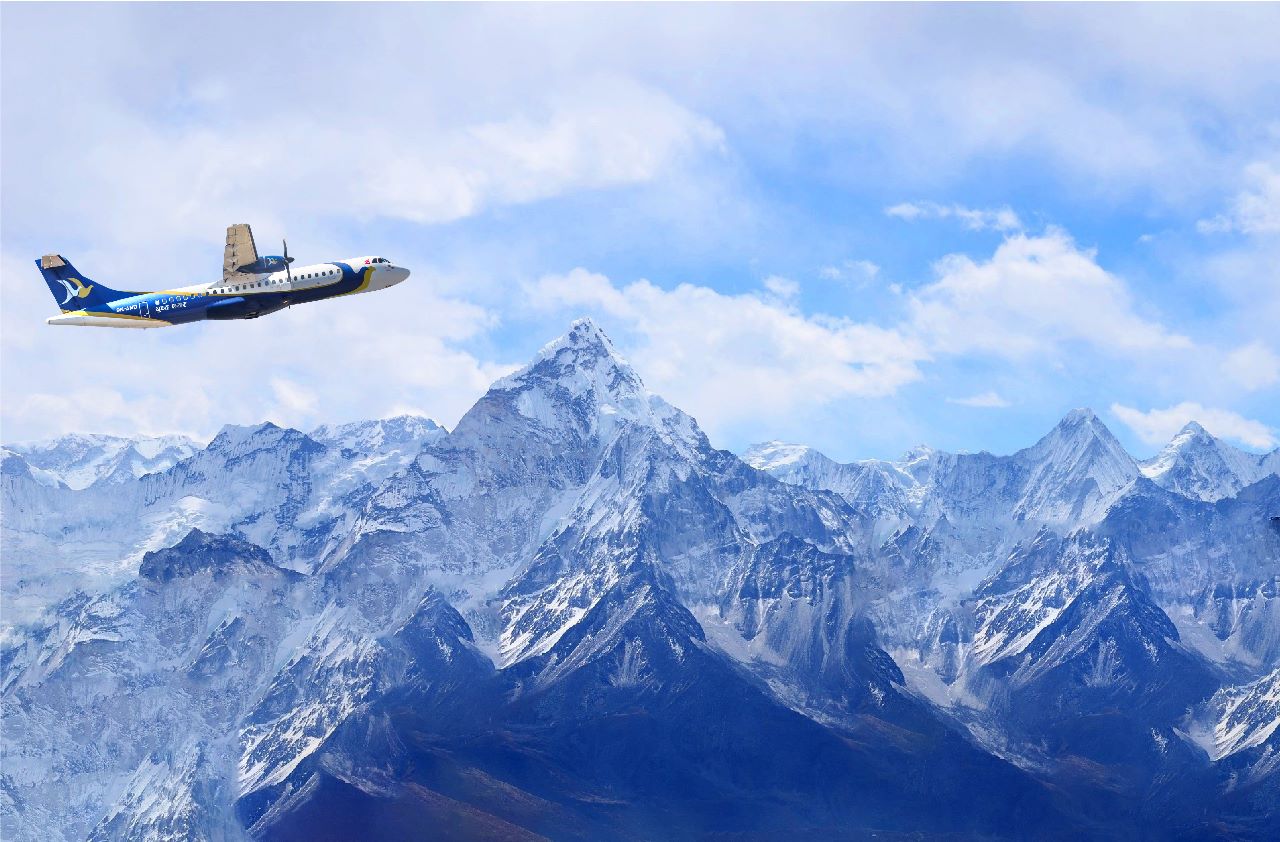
[37,223,410,329]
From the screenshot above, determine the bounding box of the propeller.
[283,239,293,283]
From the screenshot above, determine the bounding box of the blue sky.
[2,4,1277,461]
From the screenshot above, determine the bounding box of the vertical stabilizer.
[35,254,135,310]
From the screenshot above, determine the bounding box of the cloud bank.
[1111,402,1276,450]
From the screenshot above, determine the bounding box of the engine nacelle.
[236,255,294,274]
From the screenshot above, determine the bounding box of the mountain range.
[2,318,1277,840]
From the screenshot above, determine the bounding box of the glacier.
[2,317,1278,839]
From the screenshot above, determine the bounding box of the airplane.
[36,224,409,328]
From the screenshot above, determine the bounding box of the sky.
[1,3,1278,462]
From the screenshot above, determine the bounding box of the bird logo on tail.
[56,277,94,305]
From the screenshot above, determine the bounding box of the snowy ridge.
[743,442,912,535]
[310,415,445,457]
[0,416,450,628]
[1190,669,1280,761]
[748,408,1141,537]
[3,318,1278,839]
[8,433,201,490]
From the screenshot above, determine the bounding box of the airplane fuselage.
[46,257,409,329]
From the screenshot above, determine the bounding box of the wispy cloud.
[947,391,1011,408]
[763,275,800,299]
[17,79,726,249]
[886,201,1022,232]
[1111,402,1276,450]
[1222,342,1280,391]
[819,260,880,283]
[1197,161,1280,235]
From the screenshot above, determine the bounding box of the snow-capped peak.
[1047,408,1114,443]
[1179,419,1208,436]
[899,444,936,464]
[741,441,817,471]
[206,422,308,452]
[1140,420,1278,502]
[554,316,620,356]
[1061,406,1099,424]
[1143,422,1217,479]
[1012,409,1139,523]
[477,317,692,445]
[1022,408,1134,470]
[492,317,645,404]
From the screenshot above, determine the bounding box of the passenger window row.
[207,269,338,295]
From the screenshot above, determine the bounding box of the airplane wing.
[222,223,259,281]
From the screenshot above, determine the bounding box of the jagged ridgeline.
[3,318,1278,840]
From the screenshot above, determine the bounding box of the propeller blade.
[283,239,292,281]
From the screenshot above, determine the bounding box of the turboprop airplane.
[36,224,409,328]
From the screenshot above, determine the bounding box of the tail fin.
[35,254,137,310]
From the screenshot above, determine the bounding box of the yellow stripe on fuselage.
[335,267,375,298]
[58,308,172,321]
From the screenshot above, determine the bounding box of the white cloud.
[819,260,880,283]
[1198,162,1280,235]
[6,4,1277,245]
[1111,402,1277,450]
[947,391,1011,408]
[368,80,725,224]
[525,268,928,435]
[1222,342,1280,391]
[907,228,1193,359]
[50,80,725,251]
[4,6,1277,455]
[763,275,800,299]
[523,228,1252,442]
[268,378,320,427]
[1196,217,1232,235]
[886,201,1022,232]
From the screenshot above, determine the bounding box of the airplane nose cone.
[390,266,410,284]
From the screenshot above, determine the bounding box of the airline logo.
[56,277,94,305]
